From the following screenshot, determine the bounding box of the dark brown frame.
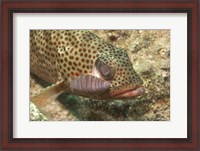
[1,0,199,150]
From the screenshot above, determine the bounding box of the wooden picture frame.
[1,0,199,150]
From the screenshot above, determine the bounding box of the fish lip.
[110,85,144,98]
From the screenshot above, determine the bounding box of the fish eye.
[95,58,116,80]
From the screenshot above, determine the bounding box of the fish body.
[30,30,143,101]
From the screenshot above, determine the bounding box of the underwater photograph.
[30,30,170,121]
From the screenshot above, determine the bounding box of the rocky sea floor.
[30,30,170,121]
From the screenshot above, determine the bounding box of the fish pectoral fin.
[70,75,110,96]
[31,80,69,107]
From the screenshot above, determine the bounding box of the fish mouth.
[110,85,144,99]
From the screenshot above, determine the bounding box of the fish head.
[92,47,144,99]
[65,31,144,100]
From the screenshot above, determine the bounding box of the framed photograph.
[1,0,199,150]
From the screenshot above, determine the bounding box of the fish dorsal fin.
[31,80,70,107]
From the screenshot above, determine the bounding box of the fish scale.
[30,30,144,108]
[31,30,100,83]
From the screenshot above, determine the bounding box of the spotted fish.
[30,30,144,107]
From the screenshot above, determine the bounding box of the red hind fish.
[30,30,144,108]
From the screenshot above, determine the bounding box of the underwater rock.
[30,102,48,121]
